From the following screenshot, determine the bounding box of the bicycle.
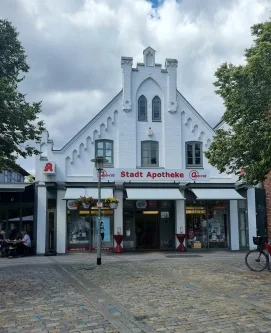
[245,236,271,272]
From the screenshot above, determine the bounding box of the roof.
[54,90,123,152]
[15,164,30,176]
[177,90,214,132]
[143,46,156,53]
[213,119,225,130]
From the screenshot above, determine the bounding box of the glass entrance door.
[239,210,248,249]
[135,211,159,249]
[46,209,56,254]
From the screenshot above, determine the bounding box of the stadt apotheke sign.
[97,168,209,182]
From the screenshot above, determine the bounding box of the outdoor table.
[113,235,124,253]
[176,233,187,252]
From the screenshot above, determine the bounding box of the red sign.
[189,170,207,180]
[96,168,209,182]
[43,162,56,175]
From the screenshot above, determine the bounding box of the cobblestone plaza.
[0,252,270,333]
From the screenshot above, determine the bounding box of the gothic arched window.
[138,95,147,121]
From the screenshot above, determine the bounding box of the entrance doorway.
[135,211,159,249]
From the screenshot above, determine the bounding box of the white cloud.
[1,0,271,172]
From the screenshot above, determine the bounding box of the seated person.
[17,231,32,256]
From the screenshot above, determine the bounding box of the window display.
[67,213,90,245]
[186,201,229,249]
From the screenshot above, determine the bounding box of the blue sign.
[96,217,110,242]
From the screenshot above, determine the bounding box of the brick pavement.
[0,252,270,333]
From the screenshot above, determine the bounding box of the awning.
[63,188,113,200]
[0,183,31,192]
[9,215,33,222]
[191,188,245,200]
[126,188,184,200]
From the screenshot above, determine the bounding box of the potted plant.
[103,197,119,209]
[74,196,97,209]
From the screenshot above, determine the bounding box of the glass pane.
[187,151,193,158]
[195,150,200,157]
[67,212,90,246]
[240,212,247,247]
[105,142,112,149]
[8,208,21,240]
[106,149,112,156]
[142,149,149,158]
[0,209,7,236]
[97,149,104,156]
[142,157,149,165]
[106,156,112,164]
[187,144,193,151]
[151,157,157,164]
[97,142,103,149]
[187,157,193,165]
[195,143,201,150]
[22,207,34,240]
[151,142,157,150]
[195,158,201,165]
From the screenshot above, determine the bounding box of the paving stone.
[0,252,270,333]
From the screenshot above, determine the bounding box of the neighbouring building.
[35,47,260,254]
[0,165,35,244]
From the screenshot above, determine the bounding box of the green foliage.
[26,174,35,183]
[205,19,271,185]
[0,20,45,172]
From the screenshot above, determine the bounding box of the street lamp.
[91,155,108,265]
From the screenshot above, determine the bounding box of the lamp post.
[91,156,108,265]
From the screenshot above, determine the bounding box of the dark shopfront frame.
[0,185,35,246]
[123,199,176,250]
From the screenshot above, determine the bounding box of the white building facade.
[35,47,257,254]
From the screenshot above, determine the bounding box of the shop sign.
[67,200,77,210]
[98,168,209,182]
[136,200,147,209]
[43,162,56,175]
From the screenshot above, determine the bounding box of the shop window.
[95,140,113,166]
[186,141,203,167]
[152,96,161,121]
[141,141,159,167]
[138,95,147,121]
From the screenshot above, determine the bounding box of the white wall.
[36,185,47,254]
[230,200,239,250]
[175,199,186,248]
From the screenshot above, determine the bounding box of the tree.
[205,19,271,185]
[0,20,45,173]
[26,174,35,184]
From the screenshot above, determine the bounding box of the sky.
[1,0,271,175]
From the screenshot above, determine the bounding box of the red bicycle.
[245,236,271,272]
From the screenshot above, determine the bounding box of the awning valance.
[191,188,245,200]
[126,188,184,200]
[0,183,31,192]
[63,188,113,200]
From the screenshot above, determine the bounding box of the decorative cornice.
[121,57,133,66]
[165,58,178,68]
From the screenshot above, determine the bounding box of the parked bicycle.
[245,236,271,272]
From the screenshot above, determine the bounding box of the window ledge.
[137,166,163,169]
[186,166,204,169]
[152,120,162,122]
